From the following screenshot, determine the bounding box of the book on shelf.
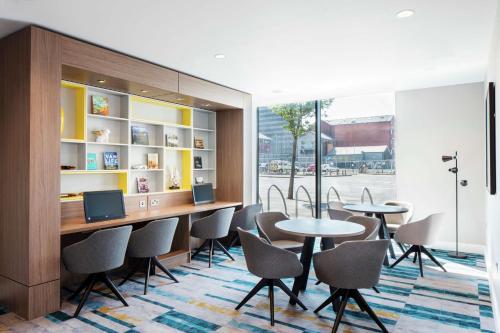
[147,153,159,169]
[104,152,119,170]
[194,137,205,149]
[194,156,203,169]
[165,133,179,147]
[137,176,150,193]
[131,126,149,145]
[91,95,110,116]
[87,153,97,170]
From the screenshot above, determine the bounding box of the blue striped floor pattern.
[0,245,495,332]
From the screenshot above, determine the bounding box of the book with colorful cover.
[137,177,150,193]
[91,95,110,116]
[147,153,159,169]
[87,153,97,170]
[103,152,119,170]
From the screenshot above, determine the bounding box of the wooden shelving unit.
[59,81,217,201]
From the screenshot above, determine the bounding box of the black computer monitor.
[192,183,215,205]
[83,190,126,223]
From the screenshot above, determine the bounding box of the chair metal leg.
[390,245,416,268]
[269,280,275,326]
[153,256,179,283]
[315,280,322,285]
[314,288,342,313]
[372,286,380,294]
[351,290,368,312]
[100,273,129,307]
[68,275,92,301]
[413,252,418,263]
[235,278,268,310]
[208,240,214,268]
[215,240,235,261]
[353,290,388,333]
[191,239,209,259]
[396,242,406,253]
[143,258,152,294]
[228,233,239,250]
[73,274,97,317]
[119,259,143,286]
[417,246,424,277]
[275,279,307,310]
[332,290,349,333]
[421,246,447,272]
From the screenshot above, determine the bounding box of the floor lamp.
[442,151,468,259]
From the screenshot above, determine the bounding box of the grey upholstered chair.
[235,228,307,326]
[313,240,390,333]
[119,218,179,294]
[62,225,132,317]
[227,203,262,249]
[390,213,445,277]
[191,207,235,267]
[384,200,414,251]
[255,212,304,252]
[327,201,353,221]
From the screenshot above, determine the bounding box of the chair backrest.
[238,228,302,279]
[62,225,132,274]
[313,239,389,289]
[191,207,235,239]
[384,201,414,225]
[395,213,444,246]
[327,208,353,221]
[328,200,345,210]
[333,216,380,243]
[255,211,303,243]
[229,204,263,231]
[127,218,178,258]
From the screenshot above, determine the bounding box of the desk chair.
[390,213,445,277]
[255,212,304,252]
[191,207,235,267]
[119,218,179,295]
[62,225,132,317]
[227,203,262,249]
[236,228,307,326]
[314,240,390,333]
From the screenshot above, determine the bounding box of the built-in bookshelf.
[59,81,216,201]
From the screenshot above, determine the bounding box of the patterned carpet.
[0,244,495,332]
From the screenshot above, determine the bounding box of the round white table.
[275,218,365,304]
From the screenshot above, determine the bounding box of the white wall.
[395,83,486,252]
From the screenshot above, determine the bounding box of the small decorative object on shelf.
[166,133,179,147]
[61,165,76,170]
[131,164,147,170]
[169,167,181,190]
[92,128,111,143]
[132,126,149,145]
[195,176,204,184]
[194,156,203,169]
[87,153,97,170]
[137,176,150,193]
[147,153,159,169]
[60,192,83,199]
[104,152,119,170]
[194,137,205,149]
[91,95,110,116]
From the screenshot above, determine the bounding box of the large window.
[257,93,395,218]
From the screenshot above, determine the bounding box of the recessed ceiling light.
[396,9,415,18]
[97,79,106,84]
[272,89,283,94]
[214,54,225,59]
[140,89,148,93]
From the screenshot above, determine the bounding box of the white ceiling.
[0,0,497,105]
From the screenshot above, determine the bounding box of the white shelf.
[87,141,128,146]
[165,147,192,151]
[193,127,215,133]
[193,148,215,151]
[87,114,128,122]
[130,169,164,172]
[194,168,215,171]
[131,144,164,149]
[61,138,85,144]
[131,118,191,129]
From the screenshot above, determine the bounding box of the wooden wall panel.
[216,109,244,202]
[61,37,179,93]
[179,73,244,108]
[61,195,149,221]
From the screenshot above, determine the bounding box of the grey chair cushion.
[229,204,262,231]
[327,208,353,221]
[63,225,132,274]
[127,218,178,258]
[255,212,304,244]
[238,228,303,279]
[395,213,444,246]
[191,207,235,239]
[313,239,389,289]
[328,216,380,244]
[271,240,304,250]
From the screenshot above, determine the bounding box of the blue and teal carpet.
[0,245,495,332]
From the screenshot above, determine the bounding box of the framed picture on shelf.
[486,82,496,195]
[137,176,150,193]
[147,153,159,169]
[194,156,203,169]
[87,153,97,170]
[104,152,119,170]
[194,137,205,149]
[195,176,204,184]
[91,95,109,116]
[131,126,149,145]
[165,133,179,147]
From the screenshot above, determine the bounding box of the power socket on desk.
[139,200,146,208]
[151,199,160,206]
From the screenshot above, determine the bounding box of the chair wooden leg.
[235,278,268,310]
[314,288,342,313]
[421,246,447,272]
[153,256,179,283]
[372,286,380,294]
[413,252,418,263]
[73,274,97,318]
[269,280,275,326]
[353,290,388,333]
[119,259,143,286]
[191,240,209,259]
[332,290,349,333]
[275,279,307,310]
[390,245,416,268]
[68,275,92,301]
[144,258,152,295]
[417,246,424,277]
[215,240,235,261]
[208,240,214,268]
[100,273,128,307]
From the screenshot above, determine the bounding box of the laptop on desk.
[83,190,126,223]
[192,183,215,205]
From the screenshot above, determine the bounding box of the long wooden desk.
[61,201,241,235]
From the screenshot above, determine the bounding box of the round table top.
[343,203,409,214]
[275,218,365,238]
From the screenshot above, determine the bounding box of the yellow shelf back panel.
[181,149,192,190]
[61,81,86,141]
[130,95,192,127]
[60,170,128,201]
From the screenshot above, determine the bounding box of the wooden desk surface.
[61,201,241,235]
